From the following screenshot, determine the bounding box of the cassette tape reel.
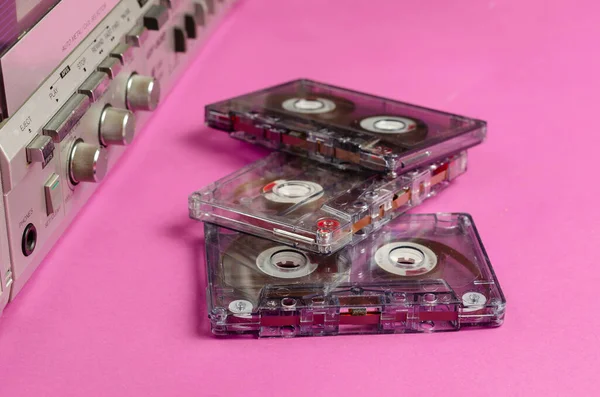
[205,213,506,338]
[352,115,428,146]
[190,151,468,254]
[205,79,486,173]
[265,91,355,121]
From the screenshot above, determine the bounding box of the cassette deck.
[0,0,238,314]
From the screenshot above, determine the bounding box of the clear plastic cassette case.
[204,213,505,338]
[205,79,486,173]
[190,152,467,254]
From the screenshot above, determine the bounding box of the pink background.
[1,0,598,395]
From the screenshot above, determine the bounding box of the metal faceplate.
[0,0,238,300]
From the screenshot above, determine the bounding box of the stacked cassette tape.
[191,79,505,338]
[205,79,487,173]
[205,214,505,337]
[190,151,467,254]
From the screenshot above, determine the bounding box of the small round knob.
[99,106,136,146]
[68,140,108,184]
[125,74,160,111]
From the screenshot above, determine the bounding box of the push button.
[143,4,169,31]
[44,173,62,215]
[97,57,122,79]
[184,14,197,39]
[78,71,110,102]
[42,94,91,143]
[109,42,134,65]
[125,26,149,48]
[174,27,187,52]
[194,2,206,26]
[26,135,54,168]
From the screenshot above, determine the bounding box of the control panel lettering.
[48,87,59,102]
[19,117,32,133]
[18,209,34,229]
[59,66,71,79]
[62,3,109,53]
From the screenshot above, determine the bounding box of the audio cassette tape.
[205,79,486,173]
[190,151,467,254]
[204,213,506,338]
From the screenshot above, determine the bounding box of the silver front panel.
[0,0,238,305]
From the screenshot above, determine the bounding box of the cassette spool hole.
[359,116,417,134]
[375,242,437,276]
[389,246,424,266]
[282,97,337,114]
[264,180,324,204]
[271,250,307,269]
[374,119,407,131]
[275,181,314,199]
[256,246,318,278]
[293,99,324,111]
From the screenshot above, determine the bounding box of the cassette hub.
[359,116,417,134]
[282,97,337,114]
[255,246,317,278]
[374,242,438,276]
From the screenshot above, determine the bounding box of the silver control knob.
[99,107,136,146]
[125,74,160,111]
[68,140,108,184]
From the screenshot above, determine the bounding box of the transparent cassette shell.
[190,152,467,254]
[205,79,486,173]
[205,213,506,338]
